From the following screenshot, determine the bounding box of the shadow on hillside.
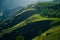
[20,20,60,40]
[0,20,60,40]
[22,20,52,40]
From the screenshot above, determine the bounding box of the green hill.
[0,2,60,40]
[33,25,60,40]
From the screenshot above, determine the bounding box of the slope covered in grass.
[0,2,60,40]
[0,14,60,40]
[0,2,60,30]
[33,25,60,40]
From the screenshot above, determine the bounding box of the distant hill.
[53,0,60,2]
[0,11,4,22]
[3,6,23,20]
[0,6,23,23]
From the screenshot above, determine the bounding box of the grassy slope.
[0,14,60,38]
[33,25,60,40]
[0,2,60,40]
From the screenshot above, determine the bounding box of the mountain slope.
[0,2,60,40]
[33,25,60,40]
[0,2,60,29]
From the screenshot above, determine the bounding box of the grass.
[0,2,60,40]
[32,25,60,40]
[0,14,60,38]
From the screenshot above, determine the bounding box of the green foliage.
[33,2,60,18]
